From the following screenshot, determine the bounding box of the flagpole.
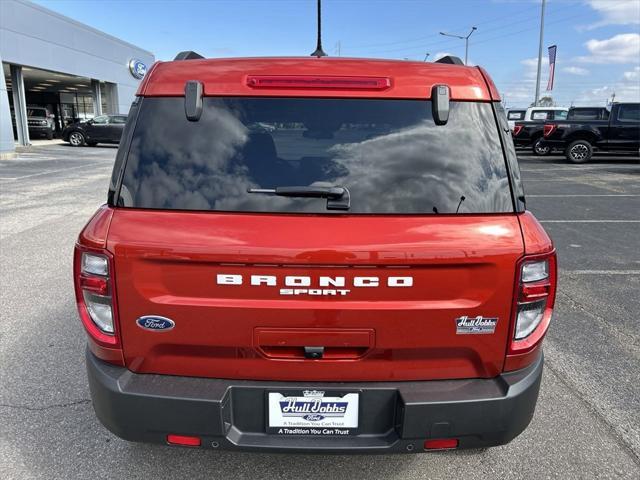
[534,0,546,106]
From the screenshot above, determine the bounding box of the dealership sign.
[128,59,147,79]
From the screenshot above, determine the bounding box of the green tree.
[531,96,554,107]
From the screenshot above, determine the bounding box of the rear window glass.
[531,111,550,120]
[568,108,607,120]
[507,111,524,120]
[119,97,513,214]
[618,104,640,121]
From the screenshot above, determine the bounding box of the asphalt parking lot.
[1,144,639,479]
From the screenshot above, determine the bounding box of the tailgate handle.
[255,328,374,360]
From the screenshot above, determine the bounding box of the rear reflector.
[246,75,391,90]
[512,125,523,136]
[166,434,201,447]
[424,438,459,450]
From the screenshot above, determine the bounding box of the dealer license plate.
[267,390,359,436]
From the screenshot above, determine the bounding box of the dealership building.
[0,0,154,156]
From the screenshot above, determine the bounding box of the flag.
[547,45,557,91]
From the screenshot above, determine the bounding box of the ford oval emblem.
[136,316,175,331]
[128,58,147,79]
[303,414,326,422]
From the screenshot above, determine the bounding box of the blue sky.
[33,0,640,107]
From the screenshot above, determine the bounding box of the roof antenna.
[310,0,327,57]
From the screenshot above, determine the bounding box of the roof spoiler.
[435,55,464,65]
[174,51,205,61]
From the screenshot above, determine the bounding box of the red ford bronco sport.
[74,52,557,453]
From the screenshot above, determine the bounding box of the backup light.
[82,253,109,276]
[515,299,546,340]
[83,292,114,333]
[522,260,549,283]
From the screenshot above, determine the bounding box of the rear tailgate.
[109,210,523,381]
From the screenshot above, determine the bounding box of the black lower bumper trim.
[86,349,543,453]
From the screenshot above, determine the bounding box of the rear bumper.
[86,348,543,453]
[28,125,53,135]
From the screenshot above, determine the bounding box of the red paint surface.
[104,209,528,381]
[137,57,493,101]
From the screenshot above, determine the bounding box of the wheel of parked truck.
[532,138,550,156]
[68,131,85,147]
[566,140,593,163]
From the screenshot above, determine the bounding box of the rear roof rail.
[435,55,464,65]
[174,51,205,61]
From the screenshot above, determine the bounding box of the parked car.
[74,53,557,453]
[507,106,568,132]
[512,106,610,156]
[11,106,55,140]
[506,109,526,130]
[62,114,127,146]
[541,102,640,163]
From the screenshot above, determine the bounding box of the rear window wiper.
[247,186,350,210]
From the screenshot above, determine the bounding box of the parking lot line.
[0,162,109,181]
[540,220,640,223]
[562,270,640,275]
[520,165,639,172]
[529,194,640,197]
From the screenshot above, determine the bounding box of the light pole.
[534,0,546,106]
[439,27,477,65]
[424,52,430,62]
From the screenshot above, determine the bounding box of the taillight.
[543,123,557,137]
[512,125,523,136]
[74,246,119,347]
[509,252,557,354]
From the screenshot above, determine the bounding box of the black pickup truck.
[512,107,609,156]
[541,103,639,163]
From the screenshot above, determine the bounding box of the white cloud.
[576,33,640,64]
[574,83,639,103]
[498,57,548,106]
[583,0,640,30]
[562,66,590,76]
[563,66,640,104]
[520,57,549,78]
[623,66,640,81]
